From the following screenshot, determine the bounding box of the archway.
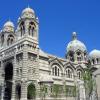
[4,63,13,100]
[16,84,21,100]
[27,83,36,100]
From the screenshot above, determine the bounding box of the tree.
[40,84,47,100]
[64,85,77,100]
[52,84,62,99]
[72,85,77,97]
[27,83,36,100]
[83,64,94,100]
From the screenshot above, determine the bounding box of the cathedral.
[0,7,99,100]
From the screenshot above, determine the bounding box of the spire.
[72,32,77,40]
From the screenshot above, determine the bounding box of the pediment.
[49,57,64,67]
[64,61,75,70]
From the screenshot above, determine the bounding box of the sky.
[0,0,100,58]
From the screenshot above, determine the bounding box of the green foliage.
[40,84,48,100]
[52,84,62,97]
[27,83,36,99]
[83,65,94,98]
[72,86,77,97]
[40,84,47,93]
[65,85,76,97]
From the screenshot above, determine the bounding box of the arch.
[65,66,74,78]
[75,50,83,62]
[1,34,4,46]
[27,83,36,99]
[4,62,13,100]
[68,51,74,62]
[77,69,83,79]
[5,63,13,81]
[7,34,15,46]
[52,63,63,77]
[84,51,87,61]
[64,62,75,72]
[16,84,21,100]
[96,58,99,64]
[28,21,35,36]
[92,59,95,65]
[20,21,25,36]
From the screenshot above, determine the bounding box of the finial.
[28,4,30,8]
[8,18,11,22]
[72,32,77,40]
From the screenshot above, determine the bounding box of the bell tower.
[16,7,39,45]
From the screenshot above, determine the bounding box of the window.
[77,52,81,56]
[92,59,95,64]
[96,58,99,64]
[20,21,25,36]
[77,70,82,79]
[66,68,73,78]
[1,34,4,46]
[29,22,35,36]
[76,51,82,61]
[52,65,61,76]
[7,35,14,46]
[69,51,74,62]
[77,57,82,61]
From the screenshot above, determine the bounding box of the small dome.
[3,21,14,32]
[89,49,100,58]
[4,21,14,28]
[21,7,35,18]
[67,32,87,52]
[22,7,34,14]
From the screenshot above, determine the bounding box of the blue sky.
[0,0,100,57]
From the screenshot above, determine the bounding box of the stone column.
[35,47,41,100]
[11,47,17,100]
[74,72,79,100]
[11,83,16,100]
[35,81,41,100]
[78,81,86,100]
[21,82,27,100]
[25,20,29,36]
[1,60,5,100]
[20,42,28,100]
[1,83,4,100]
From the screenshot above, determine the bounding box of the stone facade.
[0,7,99,100]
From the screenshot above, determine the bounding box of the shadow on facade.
[4,63,13,100]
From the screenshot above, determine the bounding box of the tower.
[16,7,39,47]
[66,32,87,64]
[0,21,15,48]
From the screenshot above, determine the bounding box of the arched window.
[28,22,35,37]
[96,58,99,64]
[84,52,87,61]
[68,51,74,62]
[77,51,82,61]
[77,70,82,79]
[92,59,95,64]
[65,68,73,78]
[20,21,25,36]
[7,35,14,46]
[52,65,61,76]
[1,34,4,46]
[4,63,13,100]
